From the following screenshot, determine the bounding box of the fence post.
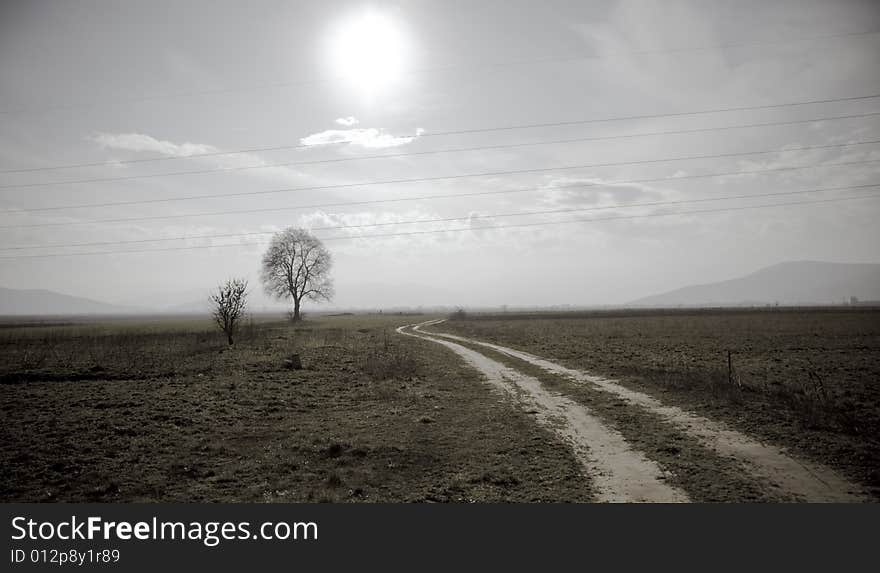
[727,350,732,386]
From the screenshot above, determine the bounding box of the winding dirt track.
[404,319,867,503]
[397,322,689,502]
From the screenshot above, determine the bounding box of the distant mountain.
[630,261,880,307]
[0,286,137,316]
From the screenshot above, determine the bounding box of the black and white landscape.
[0,1,878,505]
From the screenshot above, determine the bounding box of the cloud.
[727,139,880,187]
[538,176,668,208]
[335,116,359,126]
[88,131,308,185]
[90,132,218,157]
[300,127,425,149]
[291,207,569,254]
[298,209,436,233]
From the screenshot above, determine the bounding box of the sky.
[0,0,879,310]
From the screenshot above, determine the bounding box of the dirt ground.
[0,315,593,502]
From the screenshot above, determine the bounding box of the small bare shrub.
[210,278,249,345]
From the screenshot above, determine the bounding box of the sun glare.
[328,10,408,98]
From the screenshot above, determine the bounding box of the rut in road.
[417,320,867,502]
[398,323,690,503]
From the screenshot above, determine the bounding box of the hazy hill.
[631,261,880,307]
[0,286,137,316]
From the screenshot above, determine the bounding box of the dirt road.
[401,319,867,502]
[398,321,689,502]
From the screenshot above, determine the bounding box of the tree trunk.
[227,333,234,345]
[292,298,301,322]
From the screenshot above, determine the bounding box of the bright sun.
[329,10,408,98]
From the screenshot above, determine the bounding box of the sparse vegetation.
[0,314,592,502]
[359,342,419,382]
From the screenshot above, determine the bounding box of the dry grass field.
[0,314,592,502]
[2,308,877,502]
[437,308,880,499]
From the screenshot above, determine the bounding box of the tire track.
[398,322,690,503]
[419,320,867,502]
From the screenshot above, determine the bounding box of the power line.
[481,29,880,66]
[1,139,877,215]
[0,193,876,260]
[2,156,878,230]
[2,93,879,176]
[335,194,879,240]
[1,28,876,116]
[3,111,879,189]
[3,183,877,252]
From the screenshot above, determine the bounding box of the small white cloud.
[335,116,359,126]
[300,127,423,149]
[89,132,218,157]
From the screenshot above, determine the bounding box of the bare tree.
[210,278,249,345]
[261,228,333,321]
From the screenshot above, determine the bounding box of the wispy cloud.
[90,132,218,157]
[87,131,308,184]
[300,127,424,149]
[335,116,359,126]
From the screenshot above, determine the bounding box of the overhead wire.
[1,139,877,216]
[2,156,878,230]
[0,193,876,260]
[2,182,877,252]
[2,93,879,176]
